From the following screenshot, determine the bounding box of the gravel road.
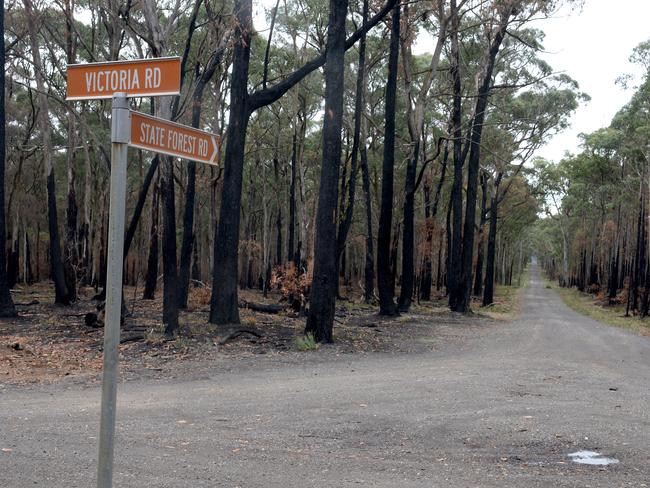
[1,263,648,487]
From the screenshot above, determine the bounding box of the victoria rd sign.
[66,57,181,100]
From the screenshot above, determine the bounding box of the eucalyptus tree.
[481,85,583,303]
[447,0,576,313]
[304,0,350,343]
[0,0,17,317]
[23,0,71,305]
[396,0,451,311]
[335,0,369,293]
[376,2,401,316]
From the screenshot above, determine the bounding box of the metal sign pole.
[97,93,130,488]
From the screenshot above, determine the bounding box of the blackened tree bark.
[209,0,398,325]
[482,173,502,306]
[450,5,512,313]
[607,246,619,303]
[360,117,374,302]
[447,0,464,310]
[273,153,283,266]
[7,235,18,288]
[305,0,349,342]
[143,177,160,300]
[25,0,70,305]
[160,154,179,336]
[432,142,451,295]
[398,139,418,311]
[398,1,448,311]
[335,0,368,280]
[210,0,253,325]
[178,163,197,306]
[178,45,226,307]
[473,171,489,296]
[376,3,400,316]
[607,192,623,303]
[419,175,433,301]
[288,129,298,263]
[0,0,16,316]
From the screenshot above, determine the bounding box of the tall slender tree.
[305,0,350,343]
[336,0,369,287]
[397,0,449,311]
[24,0,71,305]
[376,2,400,316]
[0,0,16,317]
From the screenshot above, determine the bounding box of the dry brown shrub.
[271,262,312,300]
[190,286,212,306]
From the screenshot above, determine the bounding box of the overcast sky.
[252,0,650,163]
[529,0,650,162]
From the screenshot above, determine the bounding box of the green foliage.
[295,332,319,351]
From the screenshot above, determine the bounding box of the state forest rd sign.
[129,111,220,166]
[66,57,181,100]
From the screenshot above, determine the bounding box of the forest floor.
[0,282,522,386]
[544,281,650,337]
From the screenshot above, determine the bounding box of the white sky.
[529,0,650,162]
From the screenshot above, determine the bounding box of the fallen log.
[120,333,145,344]
[239,300,285,314]
[218,328,263,345]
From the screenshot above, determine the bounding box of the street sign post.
[129,111,220,165]
[66,56,218,488]
[96,93,129,488]
[66,57,181,100]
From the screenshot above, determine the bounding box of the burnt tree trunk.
[360,119,374,302]
[210,0,253,325]
[142,178,160,300]
[25,0,70,305]
[288,128,297,263]
[451,8,510,313]
[178,74,212,308]
[376,3,400,316]
[482,175,501,306]
[160,155,179,336]
[335,0,368,280]
[447,1,464,310]
[305,0,349,343]
[474,171,489,296]
[0,0,16,316]
[398,138,418,311]
[419,175,432,301]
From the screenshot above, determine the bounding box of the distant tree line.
[536,39,650,317]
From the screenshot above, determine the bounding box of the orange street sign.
[66,57,181,100]
[129,111,220,166]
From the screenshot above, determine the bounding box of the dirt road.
[1,264,648,487]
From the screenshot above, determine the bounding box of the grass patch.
[241,316,257,327]
[479,267,529,320]
[547,282,650,336]
[295,333,319,351]
[480,285,523,319]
